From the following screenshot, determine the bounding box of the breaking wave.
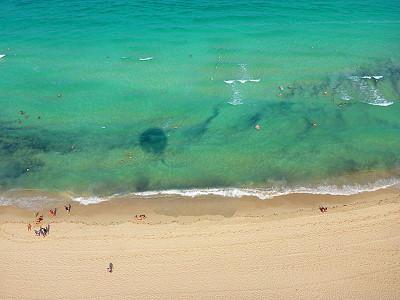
[1,178,399,209]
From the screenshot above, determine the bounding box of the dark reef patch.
[139,128,167,154]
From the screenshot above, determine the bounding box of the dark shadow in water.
[139,128,167,155]
[185,107,220,139]
[386,63,400,96]
[0,120,79,184]
[0,122,46,182]
[248,112,262,127]
[135,176,150,192]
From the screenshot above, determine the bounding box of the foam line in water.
[1,178,398,208]
[361,75,384,80]
[338,88,352,101]
[139,57,153,61]
[72,196,111,205]
[0,54,5,59]
[227,81,243,105]
[129,178,399,200]
[350,75,394,106]
[224,79,260,84]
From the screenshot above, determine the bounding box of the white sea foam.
[360,81,393,106]
[360,75,383,80]
[224,79,260,84]
[67,178,400,205]
[1,178,399,208]
[129,178,400,200]
[139,57,153,61]
[0,54,5,59]
[225,64,261,105]
[349,75,393,106]
[338,88,352,101]
[224,80,235,84]
[72,196,111,205]
[227,82,243,105]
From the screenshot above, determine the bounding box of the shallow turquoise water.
[0,0,400,199]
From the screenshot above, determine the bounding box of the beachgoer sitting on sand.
[107,263,113,273]
[34,229,41,236]
[135,214,147,221]
[319,206,328,213]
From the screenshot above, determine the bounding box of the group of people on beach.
[134,214,146,221]
[34,224,50,237]
[27,204,72,238]
[319,206,328,213]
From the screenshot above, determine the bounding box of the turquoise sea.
[1,0,400,206]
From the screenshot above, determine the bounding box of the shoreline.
[1,186,399,225]
[1,176,399,210]
[1,187,399,299]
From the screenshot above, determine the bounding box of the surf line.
[139,57,153,61]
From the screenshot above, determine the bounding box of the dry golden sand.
[1,188,400,299]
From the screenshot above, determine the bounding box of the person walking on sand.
[107,263,113,273]
[27,223,32,231]
[65,204,71,213]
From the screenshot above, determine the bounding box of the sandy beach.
[1,188,399,299]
